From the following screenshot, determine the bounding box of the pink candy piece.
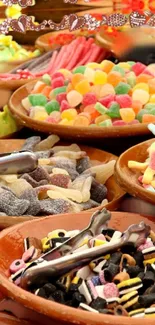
[103,283,119,299]
[138,176,143,183]
[87,280,98,299]
[82,93,97,106]
[52,72,65,80]
[56,92,67,104]
[51,77,64,89]
[113,120,127,126]
[131,62,146,76]
[99,95,115,107]
[9,259,26,274]
[99,270,107,285]
[115,94,132,108]
[143,68,154,77]
[149,151,155,170]
[46,117,58,123]
[138,240,154,251]
[60,100,70,112]
[22,246,35,262]
[128,120,140,125]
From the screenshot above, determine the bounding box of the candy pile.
[0,35,40,62]
[128,141,155,193]
[0,37,107,81]
[0,135,115,216]
[22,60,155,127]
[9,209,155,318]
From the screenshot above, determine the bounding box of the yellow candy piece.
[120,108,135,123]
[149,94,155,103]
[48,229,67,238]
[100,60,114,73]
[30,106,48,121]
[132,89,150,105]
[95,114,110,125]
[142,166,155,184]
[92,239,106,247]
[133,83,149,92]
[75,79,91,95]
[61,108,77,121]
[58,69,72,78]
[84,67,95,83]
[72,276,80,284]
[143,257,155,266]
[118,62,131,70]
[91,85,102,98]
[100,83,115,97]
[128,161,148,171]
[148,142,155,155]
[59,119,74,126]
[86,62,101,69]
[94,71,107,85]
[73,115,90,126]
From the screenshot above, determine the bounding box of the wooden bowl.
[0,211,154,324]
[115,138,155,205]
[9,80,152,140]
[0,313,34,325]
[0,139,125,230]
[76,0,113,6]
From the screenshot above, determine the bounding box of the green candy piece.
[42,74,51,85]
[28,94,47,107]
[112,65,125,77]
[136,109,148,122]
[126,72,136,87]
[0,105,18,137]
[115,82,131,95]
[127,61,135,67]
[45,100,60,114]
[53,86,67,96]
[107,102,120,118]
[95,102,107,114]
[73,66,86,74]
[144,103,155,110]
[99,119,112,127]
[150,108,155,115]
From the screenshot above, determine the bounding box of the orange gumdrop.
[101,60,114,73]
[132,100,143,115]
[142,114,155,123]
[107,71,122,87]
[41,86,52,98]
[136,74,153,84]
[31,83,46,94]
[84,104,100,121]
[71,73,85,87]
[148,78,155,94]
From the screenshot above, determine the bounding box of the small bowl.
[9,80,152,140]
[0,139,125,230]
[0,211,154,324]
[0,312,34,325]
[115,138,155,205]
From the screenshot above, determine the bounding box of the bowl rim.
[0,211,154,325]
[115,138,155,204]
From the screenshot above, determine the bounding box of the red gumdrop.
[82,93,97,107]
[46,117,58,123]
[142,68,154,77]
[99,94,115,107]
[52,72,65,80]
[56,92,67,104]
[113,120,127,126]
[60,100,70,112]
[128,119,140,125]
[131,62,146,76]
[51,77,64,89]
[115,94,132,108]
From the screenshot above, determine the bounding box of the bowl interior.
[115,138,155,204]
[0,139,125,229]
[0,211,154,325]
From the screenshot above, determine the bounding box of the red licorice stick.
[57,41,74,69]
[60,38,78,68]
[65,37,86,70]
[86,44,101,62]
[75,43,94,66]
[95,49,107,62]
[50,46,65,73]
[80,38,94,58]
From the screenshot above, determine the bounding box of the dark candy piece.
[50,174,71,188]
[0,188,29,216]
[43,283,56,297]
[21,136,41,151]
[78,200,99,211]
[90,179,107,203]
[90,297,107,310]
[98,309,114,314]
[35,149,53,159]
[51,237,70,248]
[133,251,144,268]
[21,174,48,188]
[36,287,47,298]
[72,292,86,307]
[139,293,155,308]
[76,157,91,174]
[104,263,120,282]
[143,271,155,287]
[109,252,122,265]
[137,272,145,280]
[102,228,115,237]
[29,166,50,183]
[39,199,71,215]
[20,189,41,216]
[126,265,143,278]
[50,290,66,304]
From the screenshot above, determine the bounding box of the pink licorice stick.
[34,51,58,77]
[50,46,66,73]
[75,43,95,66]
[61,37,84,69]
[66,42,86,70]
[86,44,101,62]
[51,44,68,71]
[80,38,94,58]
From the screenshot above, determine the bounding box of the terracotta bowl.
[9,80,152,140]
[0,211,154,325]
[115,138,155,205]
[0,312,34,325]
[0,139,125,230]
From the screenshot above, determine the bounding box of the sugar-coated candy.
[75,79,91,95]
[95,103,107,115]
[67,90,83,107]
[107,102,120,118]
[51,77,64,89]
[45,100,60,114]
[112,65,125,77]
[56,93,67,104]
[28,94,47,107]
[82,93,97,106]
[73,66,86,74]
[116,94,132,108]
[120,108,135,123]
[10,259,26,274]
[94,71,107,85]
[115,82,131,95]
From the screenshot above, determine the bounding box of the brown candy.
[113,272,130,284]
[120,254,136,271]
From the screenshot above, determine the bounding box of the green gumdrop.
[144,103,155,110]
[107,102,120,118]
[126,76,136,87]
[73,66,86,74]
[127,61,135,67]
[112,65,125,77]
[136,109,148,122]
[53,86,67,96]
[45,100,60,114]
[150,108,155,115]
[0,105,18,137]
[99,119,112,127]
[115,82,131,95]
[42,74,51,86]
[28,94,47,107]
[95,102,107,114]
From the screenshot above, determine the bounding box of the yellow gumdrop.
[100,83,115,97]
[120,108,135,123]
[86,62,101,69]
[61,108,77,121]
[133,83,149,92]
[149,94,155,103]
[132,89,150,105]
[100,60,114,73]
[75,79,91,95]
[94,71,107,85]
[95,114,110,125]
[118,62,131,70]
[84,67,95,83]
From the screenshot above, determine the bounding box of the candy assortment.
[9,209,155,318]
[0,135,115,216]
[0,37,107,81]
[0,35,40,62]
[128,140,155,193]
[21,60,155,127]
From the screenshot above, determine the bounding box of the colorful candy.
[22,59,155,127]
